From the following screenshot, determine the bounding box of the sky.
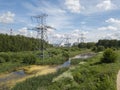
[0,0,120,44]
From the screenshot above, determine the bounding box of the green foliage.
[12,51,120,90]
[0,62,24,73]
[12,68,68,90]
[22,54,36,64]
[0,34,51,52]
[78,43,87,48]
[97,46,105,52]
[97,39,118,48]
[101,48,117,63]
[0,57,5,63]
[62,51,69,60]
[92,46,105,52]
[92,46,98,52]
[0,53,11,62]
[48,48,61,57]
[86,42,96,49]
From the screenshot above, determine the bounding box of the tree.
[101,48,117,63]
[97,46,105,52]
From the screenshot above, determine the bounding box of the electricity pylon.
[28,13,55,60]
[10,29,13,35]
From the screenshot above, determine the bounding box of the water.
[62,58,71,67]
[0,70,26,83]
[0,53,96,84]
[58,53,96,69]
[72,53,95,59]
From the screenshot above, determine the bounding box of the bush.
[62,51,69,60]
[22,54,36,64]
[92,46,105,52]
[101,48,117,63]
[0,57,5,63]
[92,46,97,52]
[0,53,11,62]
[97,46,105,52]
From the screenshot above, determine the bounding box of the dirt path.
[117,70,120,90]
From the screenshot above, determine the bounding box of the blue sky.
[0,0,120,43]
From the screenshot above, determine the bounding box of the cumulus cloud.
[65,0,84,13]
[106,18,120,24]
[18,27,28,36]
[47,29,55,34]
[96,0,116,11]
[53,33,64,38]
[101,33,120,40]
[0,11,15,24]
[98,26,117,31]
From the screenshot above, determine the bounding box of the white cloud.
[0,11,15,23]
[106,18,120,24]
[98,26,117,31]
[101,33,120,40]
[105,18,120,31]
[65,0,84,13]
[23,1,74,30]
[96,0,116,11]
[47,28,55,34]
[18,27,37,37]
[18,27,27,33]
[53,33,64,38]
[18,27,28,36]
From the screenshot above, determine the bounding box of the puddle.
[0,70,26,83]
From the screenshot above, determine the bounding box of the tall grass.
[12,50,120,90]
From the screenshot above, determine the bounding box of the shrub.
[0,57,5,63]
[0,53,11,62]
[92,46,105,52]
[92,46,97,52]
[101,48,117,63]
[97,46,105,52]
[62,51,69,60]
[22,54,36,64]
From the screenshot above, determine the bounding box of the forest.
[0,34,51,52]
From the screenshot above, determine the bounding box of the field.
[10,50,120,90]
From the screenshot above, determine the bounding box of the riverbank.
[0,65,57,89]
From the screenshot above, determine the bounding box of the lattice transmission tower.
[80,33,85,43]
[10,29,13,35]
[64,36,71,47]
[28,13,55,60]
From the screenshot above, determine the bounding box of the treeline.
[96,39,120,48]
[0,34,50,52]
[78,39,120,51]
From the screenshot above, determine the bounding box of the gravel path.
[117,70,120,90]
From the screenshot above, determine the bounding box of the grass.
[0,62,25,74]
[12,50,120,90]
[12,67,69,90]
[0,47,83,74]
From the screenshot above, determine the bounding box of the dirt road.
[117,70,120,90]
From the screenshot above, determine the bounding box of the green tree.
[101,48,117,63]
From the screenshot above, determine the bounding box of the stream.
[0,52,96,89]
[0,70,26,83]
[58,52,96,68]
